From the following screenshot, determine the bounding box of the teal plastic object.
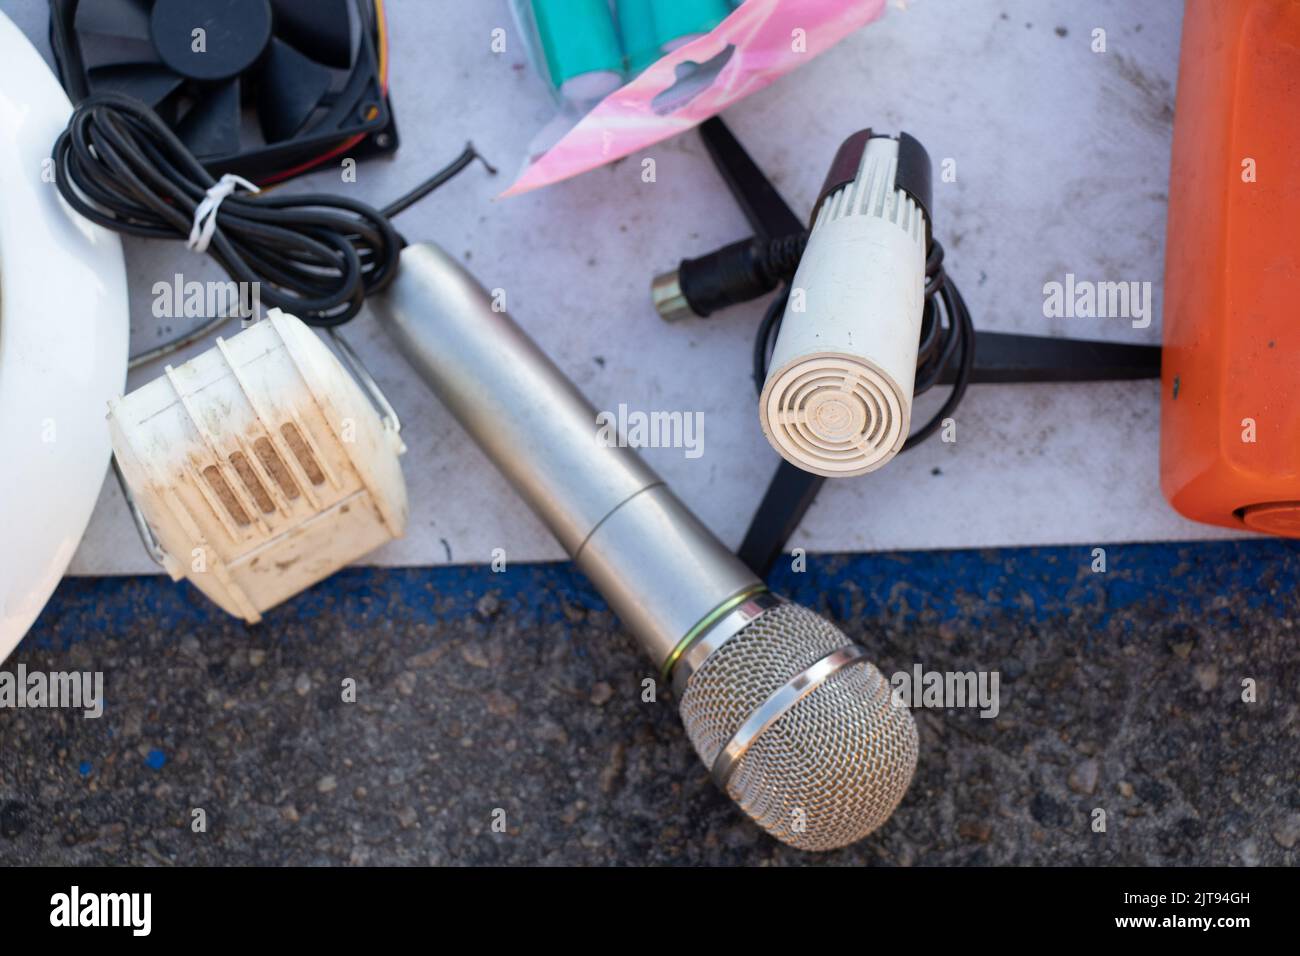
[533,0,625,92]
[617,0,659,75]
[651,0,732,51]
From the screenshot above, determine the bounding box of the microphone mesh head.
[761,356,909,477]
[678,602,917,851]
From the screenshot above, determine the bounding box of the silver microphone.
[372,243,918,851]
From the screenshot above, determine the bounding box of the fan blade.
[74,0,159,71]
[270,0,353,69]
[77,36,163,72]
[177,79,242,159]
[75,0,152,42]
[86,66,184,108]
[256,38,332,143]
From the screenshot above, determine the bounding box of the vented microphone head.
[677,602,917,851]
[763,355,910,477]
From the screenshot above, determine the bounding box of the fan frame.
[47,0,400,182]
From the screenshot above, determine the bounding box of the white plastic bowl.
[0,13,129,662]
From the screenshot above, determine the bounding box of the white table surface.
[8,0,1241,576]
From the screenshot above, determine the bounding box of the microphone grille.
[760,356,909,478]
[678,602,917,851]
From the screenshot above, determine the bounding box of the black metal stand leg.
[948,331,1161,385]
[698,118,805,240]
[737,463,825,576]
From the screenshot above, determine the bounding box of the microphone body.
[761,131,932,478]
[374,243,761,675]
[372,243,917,850]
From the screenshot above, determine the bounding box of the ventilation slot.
[280,422,326,485]
[229,451,274,514]
[202,465,252,526]
[254,436,300,500]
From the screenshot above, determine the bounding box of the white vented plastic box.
[108,310,407,622]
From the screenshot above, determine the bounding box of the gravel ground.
[1,541,1297,866]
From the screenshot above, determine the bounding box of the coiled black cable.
[751,237,974,452]
[53,93,494,328]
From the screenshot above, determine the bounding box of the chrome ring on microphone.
[666,589,785,696]
[710,644,870,788]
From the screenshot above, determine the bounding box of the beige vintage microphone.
[372,243,918,851]
[760,132,930,478]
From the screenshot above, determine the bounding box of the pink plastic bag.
[503,0,888,197]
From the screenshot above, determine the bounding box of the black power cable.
[52,93,495,329]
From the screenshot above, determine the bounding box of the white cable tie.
[187,173,260,254]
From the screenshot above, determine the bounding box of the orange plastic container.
[1161,0,1300,536]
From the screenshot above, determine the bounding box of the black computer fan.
[48,0,398,181]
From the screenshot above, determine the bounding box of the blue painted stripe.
[24,539,1299,649]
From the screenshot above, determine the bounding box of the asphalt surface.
[1,541,1297,866]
